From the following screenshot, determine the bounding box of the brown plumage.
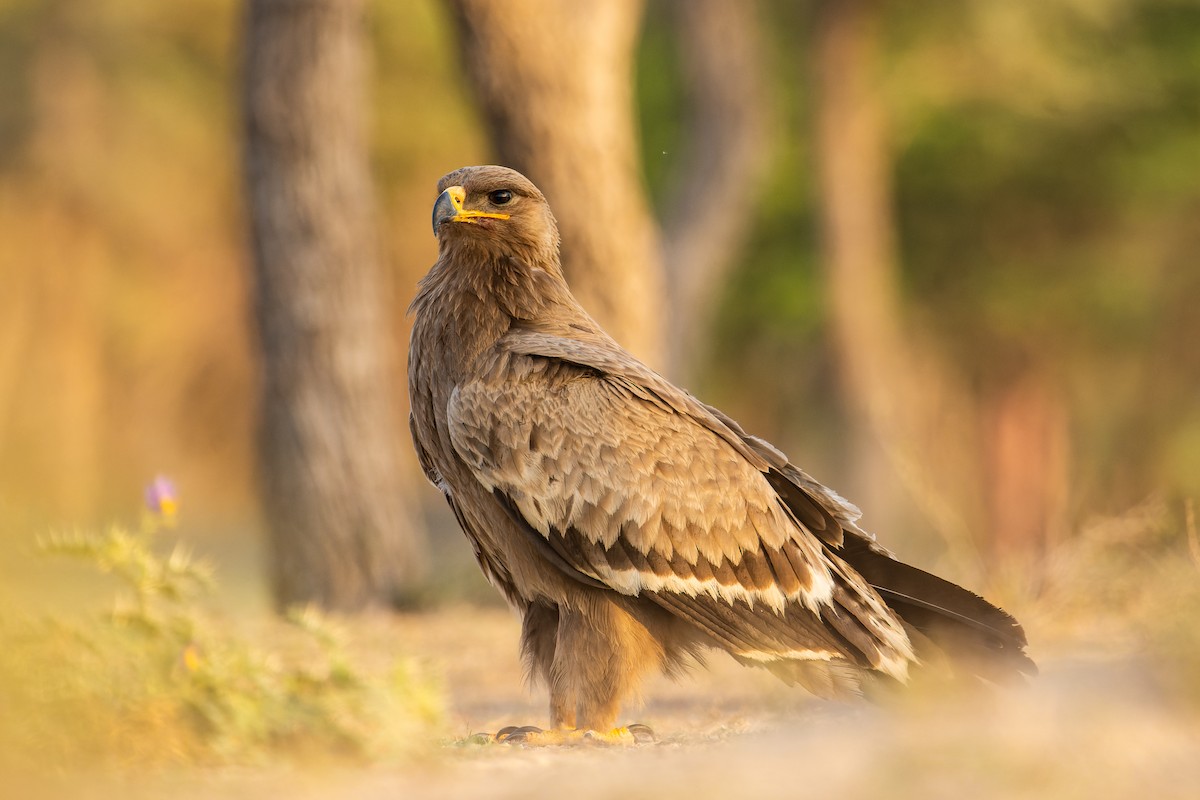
[408,165,1034,733]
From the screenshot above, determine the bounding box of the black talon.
[626,723,657,744]
[503,725,544,743]
[493,725,522,742]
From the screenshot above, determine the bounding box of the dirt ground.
[27,604,1199,800]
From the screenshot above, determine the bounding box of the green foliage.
[634,0,687,208]
[635,0,1200,512]
[883,0,1200,508]
[0,519,442,770]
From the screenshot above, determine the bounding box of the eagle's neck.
[411,241,577,380]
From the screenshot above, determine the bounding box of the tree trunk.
[812,0,1070,578]
[981,359,1069,584]
[812,0,981,553]
[445,0,666,369]
[660,0,770,378]
[243,0,425,611]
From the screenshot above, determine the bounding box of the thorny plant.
[0,478,441,769]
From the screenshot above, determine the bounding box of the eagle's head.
[432,165,560,266]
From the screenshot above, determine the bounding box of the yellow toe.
[481,722,655,747]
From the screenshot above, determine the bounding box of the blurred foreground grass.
[0,516,442,772]
[2,497,1199,799]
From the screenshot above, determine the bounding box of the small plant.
[0,478,442,770]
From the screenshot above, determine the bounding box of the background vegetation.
[2,0,1195,537]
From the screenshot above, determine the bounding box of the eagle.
[408,165,1034,744]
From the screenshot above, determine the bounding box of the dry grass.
[0,522,443,773]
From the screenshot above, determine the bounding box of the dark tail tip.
[840,537,1037,682]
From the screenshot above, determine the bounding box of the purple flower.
[144,475,178,518]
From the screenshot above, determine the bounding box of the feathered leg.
[520,601,575,728]
[555,595,664,732]
[495,596,660,745]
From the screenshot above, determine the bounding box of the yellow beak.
[432,185,511,235]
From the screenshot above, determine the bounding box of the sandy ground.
[22,604,1198,800]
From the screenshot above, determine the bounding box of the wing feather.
[445,331,917,678]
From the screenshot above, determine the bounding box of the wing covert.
[446,345,836,615]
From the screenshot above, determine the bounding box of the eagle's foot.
[489,723,656,746]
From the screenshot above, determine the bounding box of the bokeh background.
[1,0,1199,793]
[3,0,1197,554]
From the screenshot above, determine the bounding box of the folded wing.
[446,329,919,687]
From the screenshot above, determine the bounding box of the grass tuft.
[0,517,442,771]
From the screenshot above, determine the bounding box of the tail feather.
[839,536,1037,680]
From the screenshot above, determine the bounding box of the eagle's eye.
[488,189,514,206]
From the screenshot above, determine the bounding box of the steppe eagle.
[408,165,1033,744]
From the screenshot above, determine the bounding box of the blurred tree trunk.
[445,0,666,369]
[660,0,771,378]
[243,0,426,611]
[981,358,1069,583]
[812,0,982,553]
[812,0,1067,576]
